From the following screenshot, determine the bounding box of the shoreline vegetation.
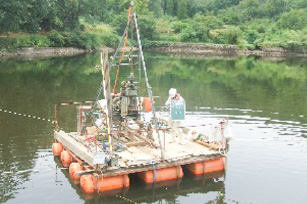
[1,0,306,59]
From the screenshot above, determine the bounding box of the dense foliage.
[0,0,306,51]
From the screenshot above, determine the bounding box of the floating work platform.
[51,2,230,195]
[52,118,228,194]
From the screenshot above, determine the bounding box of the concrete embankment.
[0,47,119,60]
[1,43,306,59]
[145,43,307,57]
[0,47,88,59]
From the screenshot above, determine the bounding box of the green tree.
[149,0,163,17]
[209,25,242,44]
[79,0,109,22]
[138,14,158,39]
[277,9,307,30]
[177,0,188,20]
[187,0,210,15]
[212,0,242,13]
[166,0,174,16]
[262,0,289,19]
[134,0,150,15]
[0,1,28,32]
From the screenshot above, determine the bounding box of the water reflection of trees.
[1,52,306,122]
[0,115,53,203]
[146,54,307,123]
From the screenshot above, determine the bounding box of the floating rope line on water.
[0,108,55,124]
[223,198,254,204]
[1,167,68,176]
[57,101,94,106]
[114,192,249,204]
[115,195,137,204]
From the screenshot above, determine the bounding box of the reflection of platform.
[101,171,225,203]
[55,154,225,203]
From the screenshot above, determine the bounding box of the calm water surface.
[0,53,307,204]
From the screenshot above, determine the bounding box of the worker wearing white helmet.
[165,88,185,144]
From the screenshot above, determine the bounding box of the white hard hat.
[169,88,177,98]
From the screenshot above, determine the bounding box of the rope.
[109,26,129,71]
[90,24,128,112]
[1,167,67,176]
[223,198,254,204]
[93,173,104,193]
[133,13,164,161]
[115,195,137,204]
[217,140,226,156]
[0,108,55,124]
[152,163,157,183]
[202,161,206,174]
[57,101,94,106]
[136,159,156,183]
[113,4,133,93]
[176,166,181,179]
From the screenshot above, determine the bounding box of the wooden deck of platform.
[54,130,222,176]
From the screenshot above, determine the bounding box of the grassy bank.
[1,21,306,56]
[1,12,307,57]
[1,1,307,55]
[0,21,118,52]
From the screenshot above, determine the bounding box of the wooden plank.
[195,140,221,151]
[102,50,113,151]
[114,55,138,58]
[111,62,138,67]
[54,131,95,166]
[127,126,156,147]
[102,154,223,177]
[126,141,146,147]
[157,117,191,134]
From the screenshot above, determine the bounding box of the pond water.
[0,53,307,204]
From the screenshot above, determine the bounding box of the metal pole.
[133,13,164,160]
[221,121,225,149]
[54,105,58,131]
[130,3,134,73]
[110,26,129,71]
[78,107,82,134]
[138,49,142,91]
[102,50,113,151]
[163,130,165,164]
[89,25,129,114]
